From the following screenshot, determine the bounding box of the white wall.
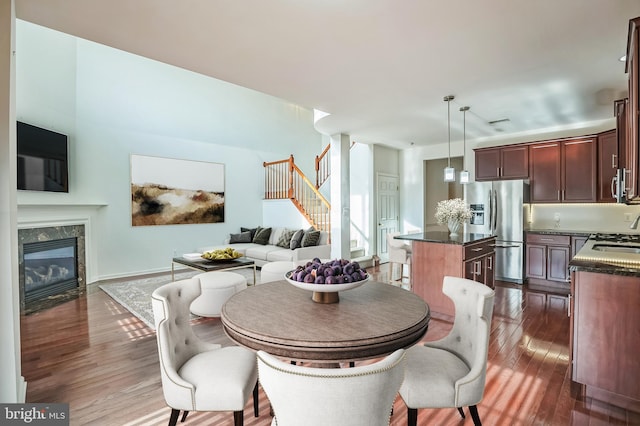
[373,144,399,176]
[400,142,449,232]
[262,199,313,230]
[350,143,373,254]
[15,20,323,280]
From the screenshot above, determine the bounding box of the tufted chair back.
[257,349,406,426]
[437,276,495,406]
[151,278,222,410]
[398,276,494,425]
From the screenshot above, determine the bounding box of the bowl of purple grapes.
[285,258,369,303]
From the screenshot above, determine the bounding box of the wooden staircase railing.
[314,141,357,189]
[264,155,331,234]
[315,144,330,189]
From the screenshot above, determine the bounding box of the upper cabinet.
[597,129,618,203]
[623,17,640,202]
[529,137,597,203]
[474,145,529,181]
[529,142,561,202]
[615,99,628,167]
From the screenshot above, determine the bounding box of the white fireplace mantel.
[17,204,103,284]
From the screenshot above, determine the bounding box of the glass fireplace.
[23,237,78,304]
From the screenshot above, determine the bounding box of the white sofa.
[199,227,331,267]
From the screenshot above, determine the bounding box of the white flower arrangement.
[435,198,472,225]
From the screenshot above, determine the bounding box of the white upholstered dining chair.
[257,349,406,426]
[387,232,412,287]
[399,276,495,426]
[151,277,259,426]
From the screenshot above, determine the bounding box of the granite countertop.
[569,258,640,277]
[395,231,495,245]
[570,237,640,277]
[526,229,592,236]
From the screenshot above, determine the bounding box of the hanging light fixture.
[459,106,470,184]
[443,95,455,182]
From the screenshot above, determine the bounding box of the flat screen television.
[17,121,69,193]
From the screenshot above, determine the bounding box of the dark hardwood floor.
[20,264,640,425]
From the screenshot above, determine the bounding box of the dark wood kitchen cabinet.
[529,137,596,203]
[623,17,640,202]
[529,142,561,202]
[474,145,529,181]
[597,129,618,202]
[571,235,588,257]
[571,270,640,410]
[615,98,628,182]
[525,233,571,294]
[463,238,495,290]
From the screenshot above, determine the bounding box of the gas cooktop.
[589,233,640,243]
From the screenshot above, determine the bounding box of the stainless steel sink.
[591,244,640,254]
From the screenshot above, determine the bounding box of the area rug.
[99,268,259,329]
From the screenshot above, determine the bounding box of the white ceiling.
[14,0,640,149]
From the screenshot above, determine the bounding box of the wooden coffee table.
[171,257,257,284]
[221,280,430,363]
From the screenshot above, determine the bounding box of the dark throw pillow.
[301,230,321,247]
[289,229,305,250]
[276,229,296,248]
[252,227,272,245]
[241,227,259,240]
[229,231,252,244]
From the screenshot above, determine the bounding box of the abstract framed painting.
[130,154,225,226]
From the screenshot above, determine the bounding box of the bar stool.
[387,232,412,289]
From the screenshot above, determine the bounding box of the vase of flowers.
[435,198,472,237]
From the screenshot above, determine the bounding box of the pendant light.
[443,95,455,182]
[459,106,470,184]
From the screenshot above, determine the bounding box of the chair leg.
[407,407,417,426]
[233,410,243,426]
[469,405,482,426]
[168,409,180,426]
[253,381,259,417]
[457,407,465,418]
[180,410,189,422]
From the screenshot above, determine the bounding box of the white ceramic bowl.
[182,253,204,261]
[284,270,370,292]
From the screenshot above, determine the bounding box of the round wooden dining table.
[220,280,430,363]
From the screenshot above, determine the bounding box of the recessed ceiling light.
[620,55,627,62]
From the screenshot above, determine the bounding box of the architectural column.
[0,0,24,403]
[329,133,350,259]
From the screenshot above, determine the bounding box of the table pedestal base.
[312,291,339,303]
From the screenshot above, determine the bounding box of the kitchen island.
[395,232,496,319]
[569,234,640,412]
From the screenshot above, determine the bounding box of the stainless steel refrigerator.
[464,180,529,284]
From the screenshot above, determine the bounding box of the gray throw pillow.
[276,229,296,248]
[290,229,304,250]
[241,227,259,240]
[252,227,272,245]
[229,231,252,244]
[301,230,321,247]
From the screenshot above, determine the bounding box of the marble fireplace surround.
[18,224,87,314]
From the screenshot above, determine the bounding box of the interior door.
[376,173,399,263]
